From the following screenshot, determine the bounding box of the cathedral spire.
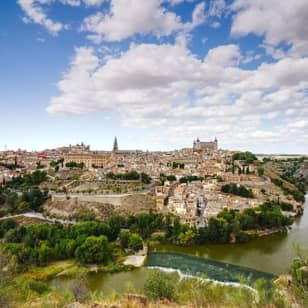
[113,136,118,152]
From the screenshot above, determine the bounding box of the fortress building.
[193,137,218,152]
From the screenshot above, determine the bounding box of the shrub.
[75,235,111,264]
[128,233,143,252]
[119,230,130,249]
[144,270,178,301]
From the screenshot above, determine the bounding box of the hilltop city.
[1,138,305,228]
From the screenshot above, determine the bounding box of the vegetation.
[0,161,22,170]
[232,151,257,162]
[0,170,49,215]
[279,201,294,212]
[75,235,111,264]
[271,177,305,203]
[171,162,185,169]
[144,269,177,301]
[179,175,204,183]
[166,175,176,182]
[289,246,308,306]
[65,161,85,169]
[221,183,254,198]
[106,171,151,184]
[257,166,264,176]
[0,200,292,274]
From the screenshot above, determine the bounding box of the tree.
[119,230,130,249]
[144,269,178,301]
[108,215,125,241]
[178,229,196,246]
[166,175,176,182]
[257,166,264,176]
[207,217,230,243]
[232,151,257,162]
[128,233,143,252]
[75,235,111,264]
[37,242,52,265]
[7,192,19,213]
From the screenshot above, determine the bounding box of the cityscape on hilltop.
[1,136,306,228]
[1,0,308,306]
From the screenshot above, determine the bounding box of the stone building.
[64,153,110,168]
[193,137,218,152]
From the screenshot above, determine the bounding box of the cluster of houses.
[2,137,294,227]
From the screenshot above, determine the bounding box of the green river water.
[50,195,308,295]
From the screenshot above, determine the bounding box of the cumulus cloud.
[231,0,308,57]
[204,44,241,67]
[47,41,308,150]
[18,0,104,35]
[18,0,64,35]
[81,0,206,42]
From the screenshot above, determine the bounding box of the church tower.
[214,137,218,150]
[113,137,119,152]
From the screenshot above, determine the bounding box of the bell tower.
[113,136,119,152]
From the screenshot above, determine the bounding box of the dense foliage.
[106,171,151,184]
[0,170,49,215]
[221,183,254,198]
[1,221,116,267]
[5,170,47,189]
[0,198,292,270]
[271,177,305,203]
[166,162,185,169]
[144,269,177,301]
[289,247,308,306]
[65,161,85,169]
[232,151,257,162]
[179,176,204,183]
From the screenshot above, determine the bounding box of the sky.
[0,0,308,153]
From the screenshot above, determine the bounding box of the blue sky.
[1,0,307,153]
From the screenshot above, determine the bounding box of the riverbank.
[123,244,148,267]
[1,265,303,308]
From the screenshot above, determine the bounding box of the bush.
[128,233,143,252]
[221,183,253,198]
[144,270,178,301]
[25,279,49,294]
[279,202,293,211]
[232,151,257,162]
[257,166,264,176]
[119,230,130,249]
[75,235,111,264]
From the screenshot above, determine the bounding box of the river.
[50,195,308,294]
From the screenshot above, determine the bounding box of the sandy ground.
[123,255,147,267]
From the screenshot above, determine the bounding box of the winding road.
[0,212,76,224]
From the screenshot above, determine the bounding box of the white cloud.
[81,0,206,42]
[48,41,308,151]
[231,0,308,57]
[165,0,195,6]
[18,0,105,35]
[208,0,226,17]
[204,44,241,67]
[82,0,104,5]
[18,0,64,35]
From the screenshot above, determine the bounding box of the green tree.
[128,233,143,251]
[257,166,264,176]
[7,192,19,213]
[144,269,178,301]
[75,235,111,264]
[119,230,130,249]
[178,229,196,246]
